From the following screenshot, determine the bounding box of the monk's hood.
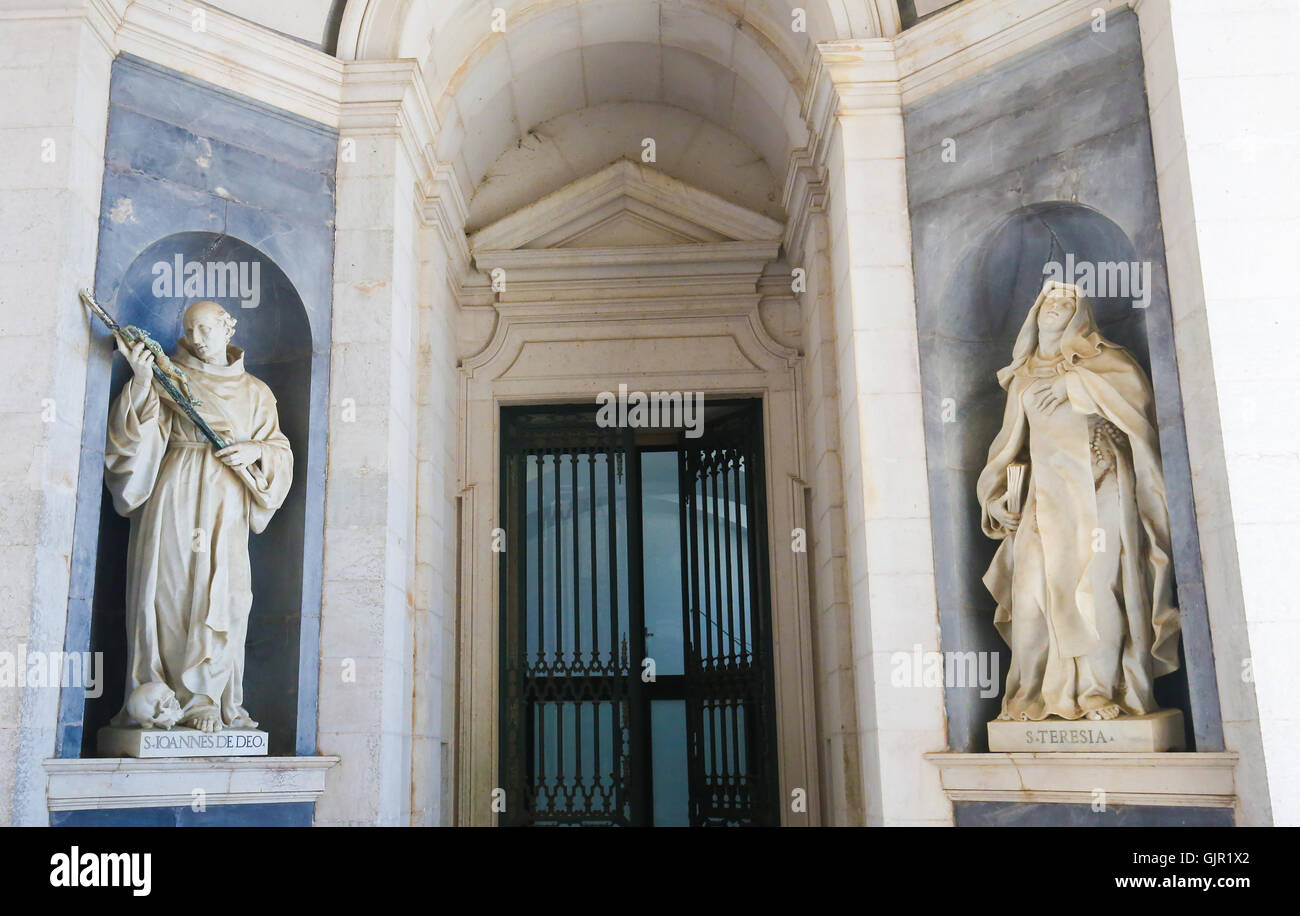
[174,338,246,377]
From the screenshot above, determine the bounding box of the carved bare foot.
[997,712,1013,721]
[1084,704,1122,721]
[185,712,223,733]
[229,714,258,729]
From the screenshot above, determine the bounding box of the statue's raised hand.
[115,335,155,386]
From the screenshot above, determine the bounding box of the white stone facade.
[0,0,1293,827]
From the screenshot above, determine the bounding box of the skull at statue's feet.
[127,681,183,730]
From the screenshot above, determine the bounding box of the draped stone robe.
[976,289,1180,721]
[105,340,292,728]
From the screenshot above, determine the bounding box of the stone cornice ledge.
[473,241,781,308]
[811,39,902,115]
[470,160,784,254]
[474,241,780,271]
[0,0,128,54]
[894,0,1133,105]
[116,0,344,128]
[43,756,341,811]
[924,751,1239,808]
[423,162,472,281]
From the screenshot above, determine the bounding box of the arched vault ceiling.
[440,35,805,199]
[338,0,902,202]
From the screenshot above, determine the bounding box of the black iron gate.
[499,401,779,826]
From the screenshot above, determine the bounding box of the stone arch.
[336,0,894,64]
[336,0,890,210]
[982,203,1151,362]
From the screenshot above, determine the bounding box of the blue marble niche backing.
[57,54,336,768]
[901,10,1222,756]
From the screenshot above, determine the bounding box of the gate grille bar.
[500,403,778,826]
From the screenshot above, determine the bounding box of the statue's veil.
[996,280,1116,389]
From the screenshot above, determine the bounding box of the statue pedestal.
[987,709,1185,752]
[98,726,269,758]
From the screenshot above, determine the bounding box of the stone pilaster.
[0,1,116,826]
[807,39,950,826]
[315,62,431,825]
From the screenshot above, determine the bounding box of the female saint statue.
[976,281,1181,722]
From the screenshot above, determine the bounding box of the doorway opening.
[498,400,780,825]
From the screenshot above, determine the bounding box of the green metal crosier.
[79,289,268,491]
[80,289,201,405]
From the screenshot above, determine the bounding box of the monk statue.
[104,299,292,734]
[976,281,1181,723]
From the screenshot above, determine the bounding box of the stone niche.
[56,55,335,763]
[902,10,1221,760]
[83,232,313,755]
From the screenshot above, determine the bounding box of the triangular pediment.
[469,160,784,253]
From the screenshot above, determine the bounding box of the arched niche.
[965,202,1152,370]
[81,232,314,757]
[925,201,1205,751]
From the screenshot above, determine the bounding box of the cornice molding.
[780,147,827,265]
[0,1,121,56]
[812,38,903,111]
[783,36,897,259]
[470,160,784,255]
[420,162,472,280]
[468,162,783,309]
[43,755,341,811]
[893,0,1133,105]
[475,241,781,270]
[473,161,780,253]
[800,37,900,154]
[116,0,344,128]
[85,0,128,54]
[473,240,782,308]
[339,60,442,192]
[925,751,1239,809]
[339,59,432,133]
